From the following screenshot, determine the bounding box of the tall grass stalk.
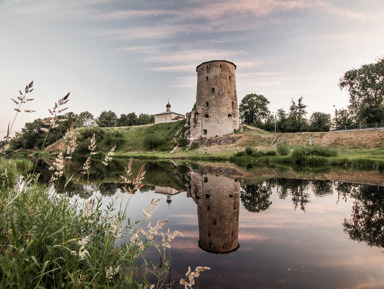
[0,177,183,288]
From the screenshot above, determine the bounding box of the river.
[59,160,384,289]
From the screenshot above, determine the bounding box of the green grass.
[45,122,384,172]
[111,121,184,152]
[230,145,384,171]
[0,172,179,288]
[0,158,18,188]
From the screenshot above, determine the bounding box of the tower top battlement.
[196,60,237,71]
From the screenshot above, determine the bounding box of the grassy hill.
[44,121,384,167]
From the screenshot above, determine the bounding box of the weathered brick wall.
[190,60,239,139]
[189,171,240,253]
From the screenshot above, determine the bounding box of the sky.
[1,0,383,138]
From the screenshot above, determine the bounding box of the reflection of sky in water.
[68,181,384,289]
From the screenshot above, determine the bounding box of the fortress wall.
[190,60,239,139]
[189,171,240,253]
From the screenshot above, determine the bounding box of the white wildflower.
[162,228,183,249]
[180,266,211,289]
[142,198,160,220]
[63,123,78,159]
[72,236,90,260]
[106,265,120,280]
[141,219,168,241]
[81,157,91,175]
[110,216,122,239]
[88,133,97,154]
[102,146,116,166]
[81,199,95,223]
[49,152,65,182]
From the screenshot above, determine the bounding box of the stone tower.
[188,168,240,253]
[189,60,239,139]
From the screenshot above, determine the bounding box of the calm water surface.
[65,162,384,289]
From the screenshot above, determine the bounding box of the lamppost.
[333,105,338,130]
[272,112,277,133]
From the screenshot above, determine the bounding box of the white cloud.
[94,25,190,41]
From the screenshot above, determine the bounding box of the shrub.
[292,146,337,161]
[245,147,254,155]
[177,137,190,147]
[264,150,277,156]
[292,147,307,162]
[348,158,378,170]
[189,143,199,151]
[251,151,264,157]
[157,142,175,151]
[143,135,167,150]
[277,143,290,156]
[0,158,18,188]
[104,129,125,148]
[309,146,338,157]
[14,159,34,174]
[304,156,329,167]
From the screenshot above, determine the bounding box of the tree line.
[9,111,154,150]
[239,57,384,132]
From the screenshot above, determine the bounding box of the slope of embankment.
[47,122,384,157]
[191,126,384,156]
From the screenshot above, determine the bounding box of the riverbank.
[12,121,384,173]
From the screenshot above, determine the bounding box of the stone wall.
[189,60,240,139]
[188,169,240,253]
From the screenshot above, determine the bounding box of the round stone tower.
[189,60,239,139]
[188,168,240,254]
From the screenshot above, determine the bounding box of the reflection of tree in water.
[312,180,333,197]
[240,183,272,213]
[335,181,356,204]
[343,184,384,248]
[99,182,123,196]
[291,189,310,211]
[273,179,311,211]
[272,179,290,199]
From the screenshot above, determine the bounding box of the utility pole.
[333,105,338,130]
[274,113,277,133]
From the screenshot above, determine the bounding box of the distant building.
[154,186,182,204]
[154,102,185,124]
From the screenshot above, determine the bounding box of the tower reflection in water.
[188,169,240,253]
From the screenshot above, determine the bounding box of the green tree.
[78,111,94,127]
[118,112,137,126]
[63,112,81,127]
[137,113,154,125]
[276,108,288,132]
[10,119,44,149]
[286,97,308,132]
[333,108,354,129]
[239,94,271,127]
[10,117,69,150]
[340,58,384,125]
[96,111,118,127]
[309,112,331,132]
[262,114,276,131]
